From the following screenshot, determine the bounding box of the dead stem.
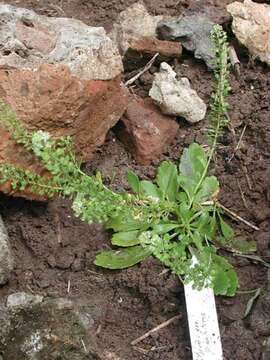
[131,314,182,346]
[228,123,247,162]
[237,180,248,209]
[125,53,159,86]
[242,164,253,190]
[218,202,259,231]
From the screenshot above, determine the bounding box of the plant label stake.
[184,281,223,360]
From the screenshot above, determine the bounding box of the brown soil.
[1,0,270,359]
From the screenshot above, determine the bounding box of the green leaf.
[243,288,261,318]
[179,176,195,199]
[212,255,238,296]
[94,246,151,269]
[194,176,219,203]
[179,143,207,181]
[156,161,178,201]
[179,202,194,223]
[220,218,234,240]
[209,216,217,239]
[127,171,141,194]
[196,214,217,240]
[152,223,180,235]
[140,180,161,199]
[176,191,188,203]
[178,175,197,201]
[225,269,238,296]
[106,217,147,232]
[111,230,140,247]
[213,268,229,295]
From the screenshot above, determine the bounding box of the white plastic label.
[184,282,223,360]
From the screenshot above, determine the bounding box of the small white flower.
[31,130,52,154]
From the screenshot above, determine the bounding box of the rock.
[0,296,102,359]
[149,62,206,123]
[110,3,163,55]
[0,4,123,80]
[124,36,182,71]
[0,215,14,285]
[0,4,128,200]
[6,292,43,308]
[157,14,216,69]
[227,0,270,66]
[116,97,179,165]
[0,67,128,200]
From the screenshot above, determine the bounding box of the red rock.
[131,37,182,58]
[0,64,129,199]
[116,97,179,165]
[124,36,182,71]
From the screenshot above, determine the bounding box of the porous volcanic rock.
[149,63,207,123]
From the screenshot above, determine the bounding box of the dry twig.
[228,124,247,162]
[218,202,259,231]
[237,180,248,209]
[242,164,253,190]
[125,53,159,86]
[131,314,182,346]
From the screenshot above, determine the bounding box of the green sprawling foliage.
[0,25,256,296]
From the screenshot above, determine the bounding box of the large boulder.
[0,4,128,199]
[227,0,270,66]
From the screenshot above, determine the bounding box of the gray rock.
[6,292,43,308]
[157,14,215,69]
[110,2,162,54]
[0,4,123,80]
[0,296,102,359]
[0,216,14,285]
[149,62,206,123]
